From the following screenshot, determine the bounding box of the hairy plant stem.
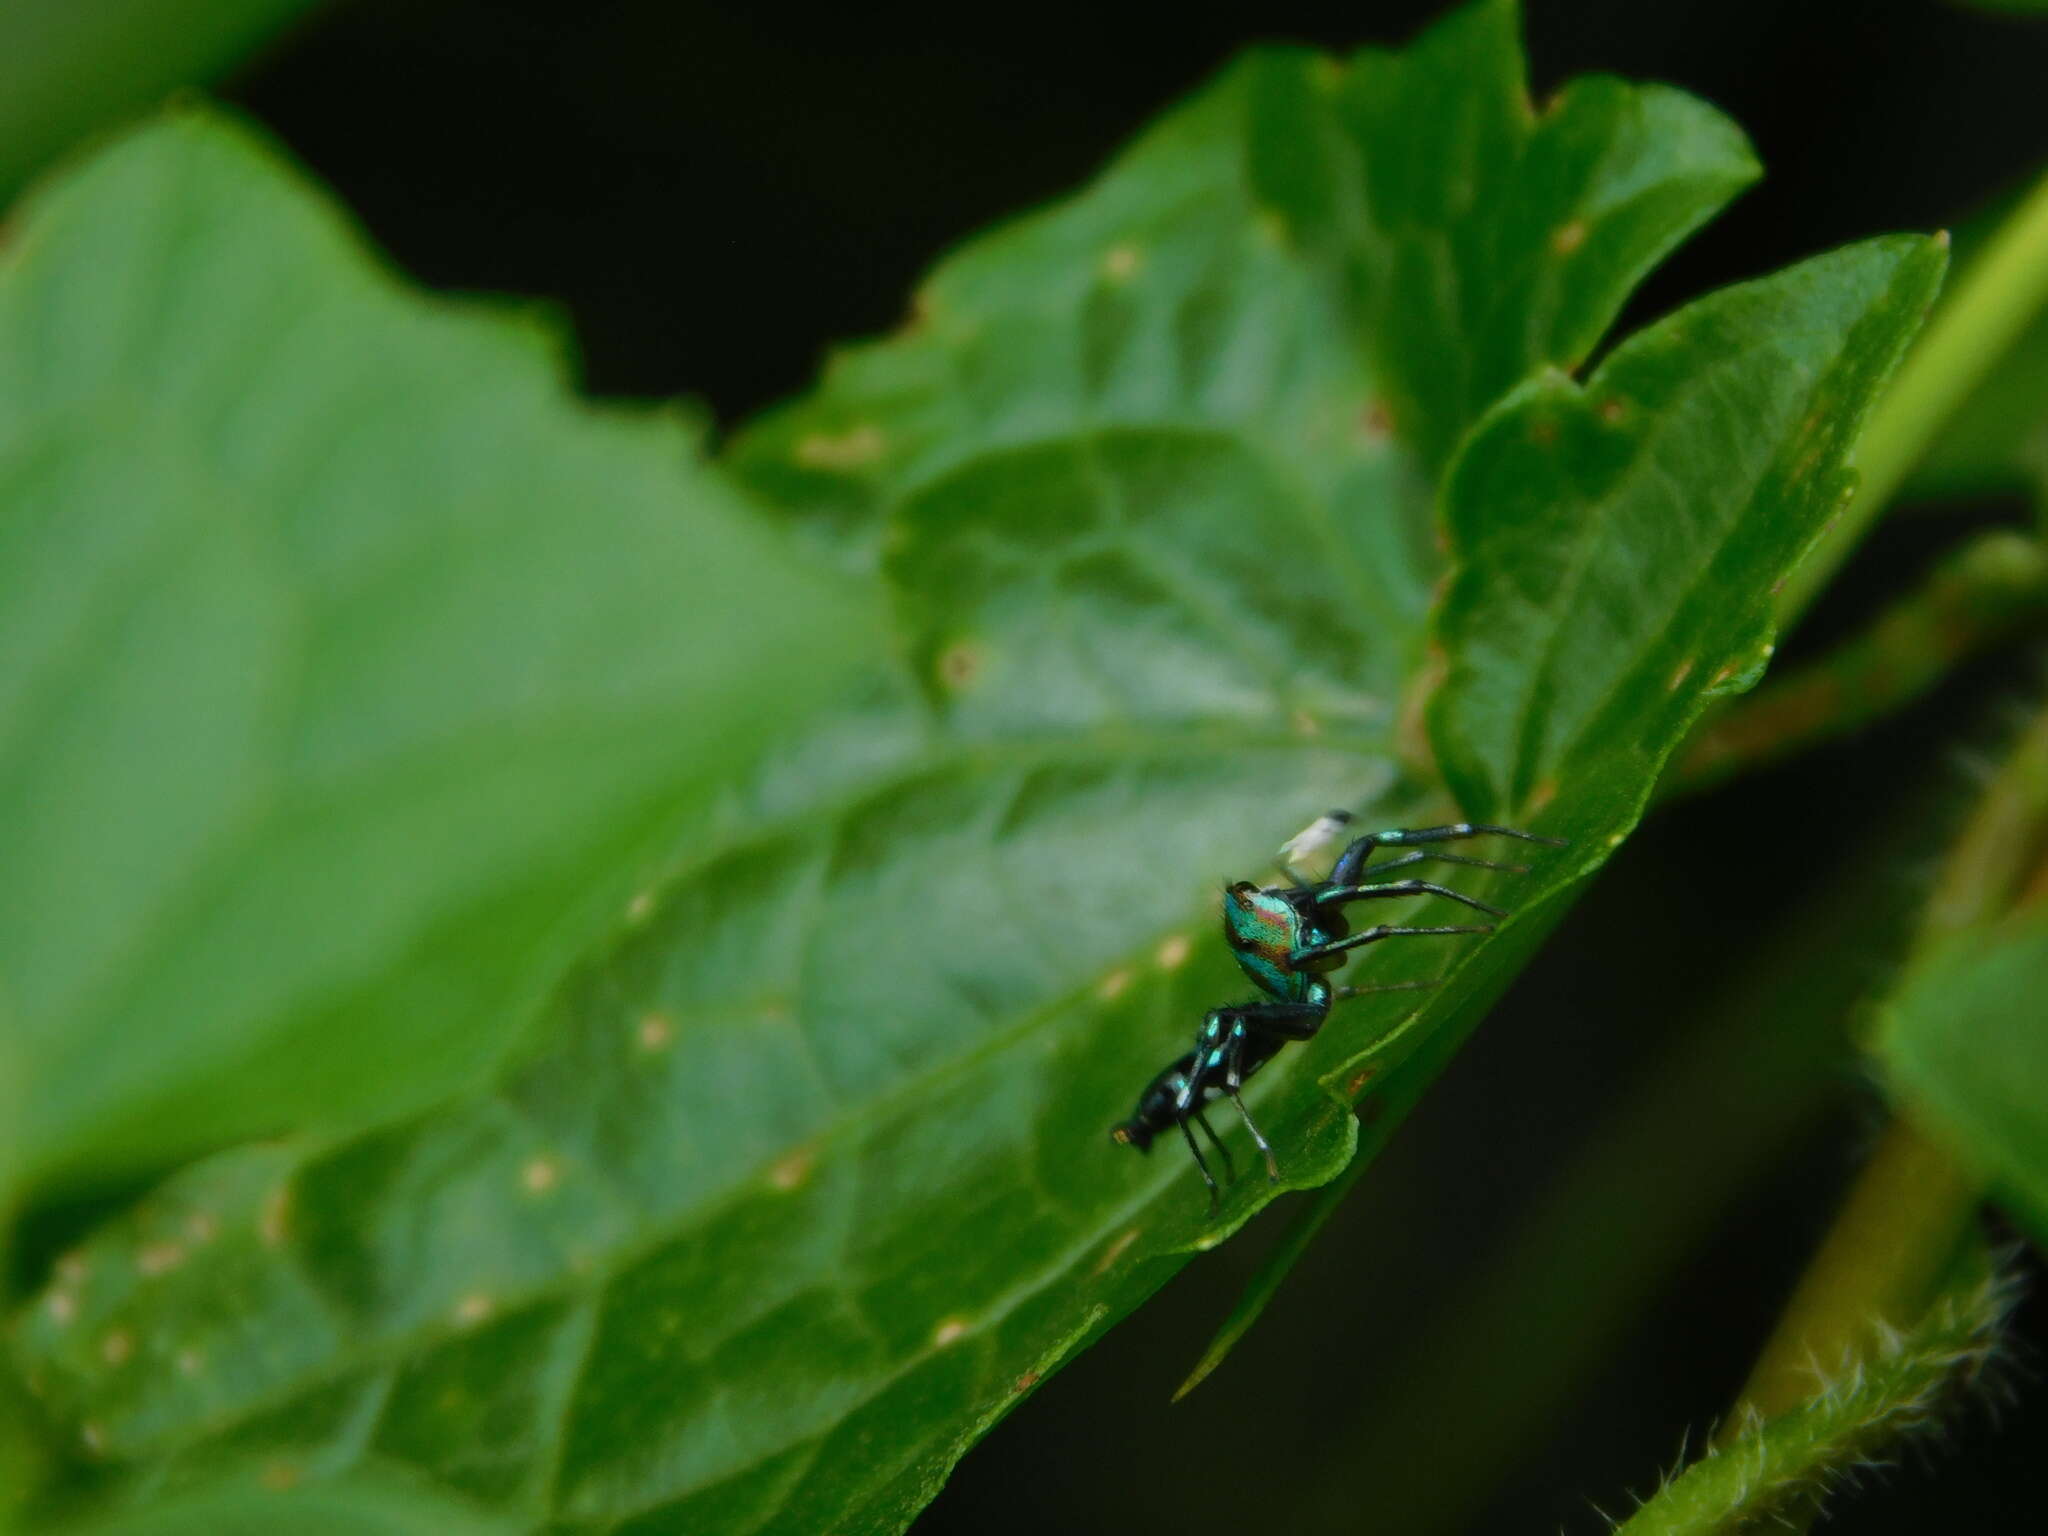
[1777,166,2048,627]
[1680,698,2048,1528]
[1616,1247,2007,1536]
[1731,1120,1981,1425]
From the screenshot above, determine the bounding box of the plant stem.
[1722,695,2048,1442]
[1918,700,2048,943]
[1730,1120,1980,1422]
[1672,530,2048,796]
[1777,165,2048,627]
[1617,1247,2006,1536]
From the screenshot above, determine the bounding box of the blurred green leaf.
[51,1468,513,1536]
[1905,177,2048,501]
[0,0,323,203]
[1881,908,2048,1245]
[6,10,1937,1536]
[1431,238,1947,820]
[0,110,876,1193]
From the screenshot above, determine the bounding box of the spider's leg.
[1191,1108,1237,1186]
[1330,823,1563,885]
[1345,849,1530,879]
[1319,878,1504,918]
[1177,1115,1221,1213]
[1214,1025,1286,1183]
[1291,923,1492,967]
[1334,978,1437,1001]
[1223,1085,1281,1182]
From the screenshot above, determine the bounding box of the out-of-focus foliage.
[0,0,324,202]
[0,112,876,1194]
[1882,912,2048,1245]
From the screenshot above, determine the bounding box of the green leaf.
[1262,0,1759,475]
[1880,909,2048,1245]
[0,0,322,204]
[0,110,876,1192]
[733,0,1756,543]
[1430,237,1948,821]
[6,14,1936,1536]
[50,1469,516,1536]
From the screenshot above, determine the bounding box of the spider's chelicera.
[1110,813,1562,1211]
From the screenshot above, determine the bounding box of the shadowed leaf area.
[7,3,1940,1533]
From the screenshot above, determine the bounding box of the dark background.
[214,2,2048,1530]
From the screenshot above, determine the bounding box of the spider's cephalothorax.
[1110,814,1562,1211]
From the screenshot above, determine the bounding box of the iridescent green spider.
[1110,813,1561,1211]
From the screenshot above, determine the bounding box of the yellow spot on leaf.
[454,1293,494,1327]
[1552,219,1587,254]
[137,1242,186,1277]
[637,1012,675,1052]
[1100,243,1141,281]
[100,1330,132,1366]
[1092,1227,1142,1276]
[177,1349,204,1377]
[626,888,657,924]
[769,1146,815,1191]
[1097,968,1132,1002]
[262,1460,301,1492]
[260,1186,291,1248]
[522,1157,560,1195]
[1155,934,1191,971]
[185,1211,219,1245]
[45,1292,75,1327]
[931,1317,970,1347]
[1669,658,1695,692]
[795,424,886,472]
